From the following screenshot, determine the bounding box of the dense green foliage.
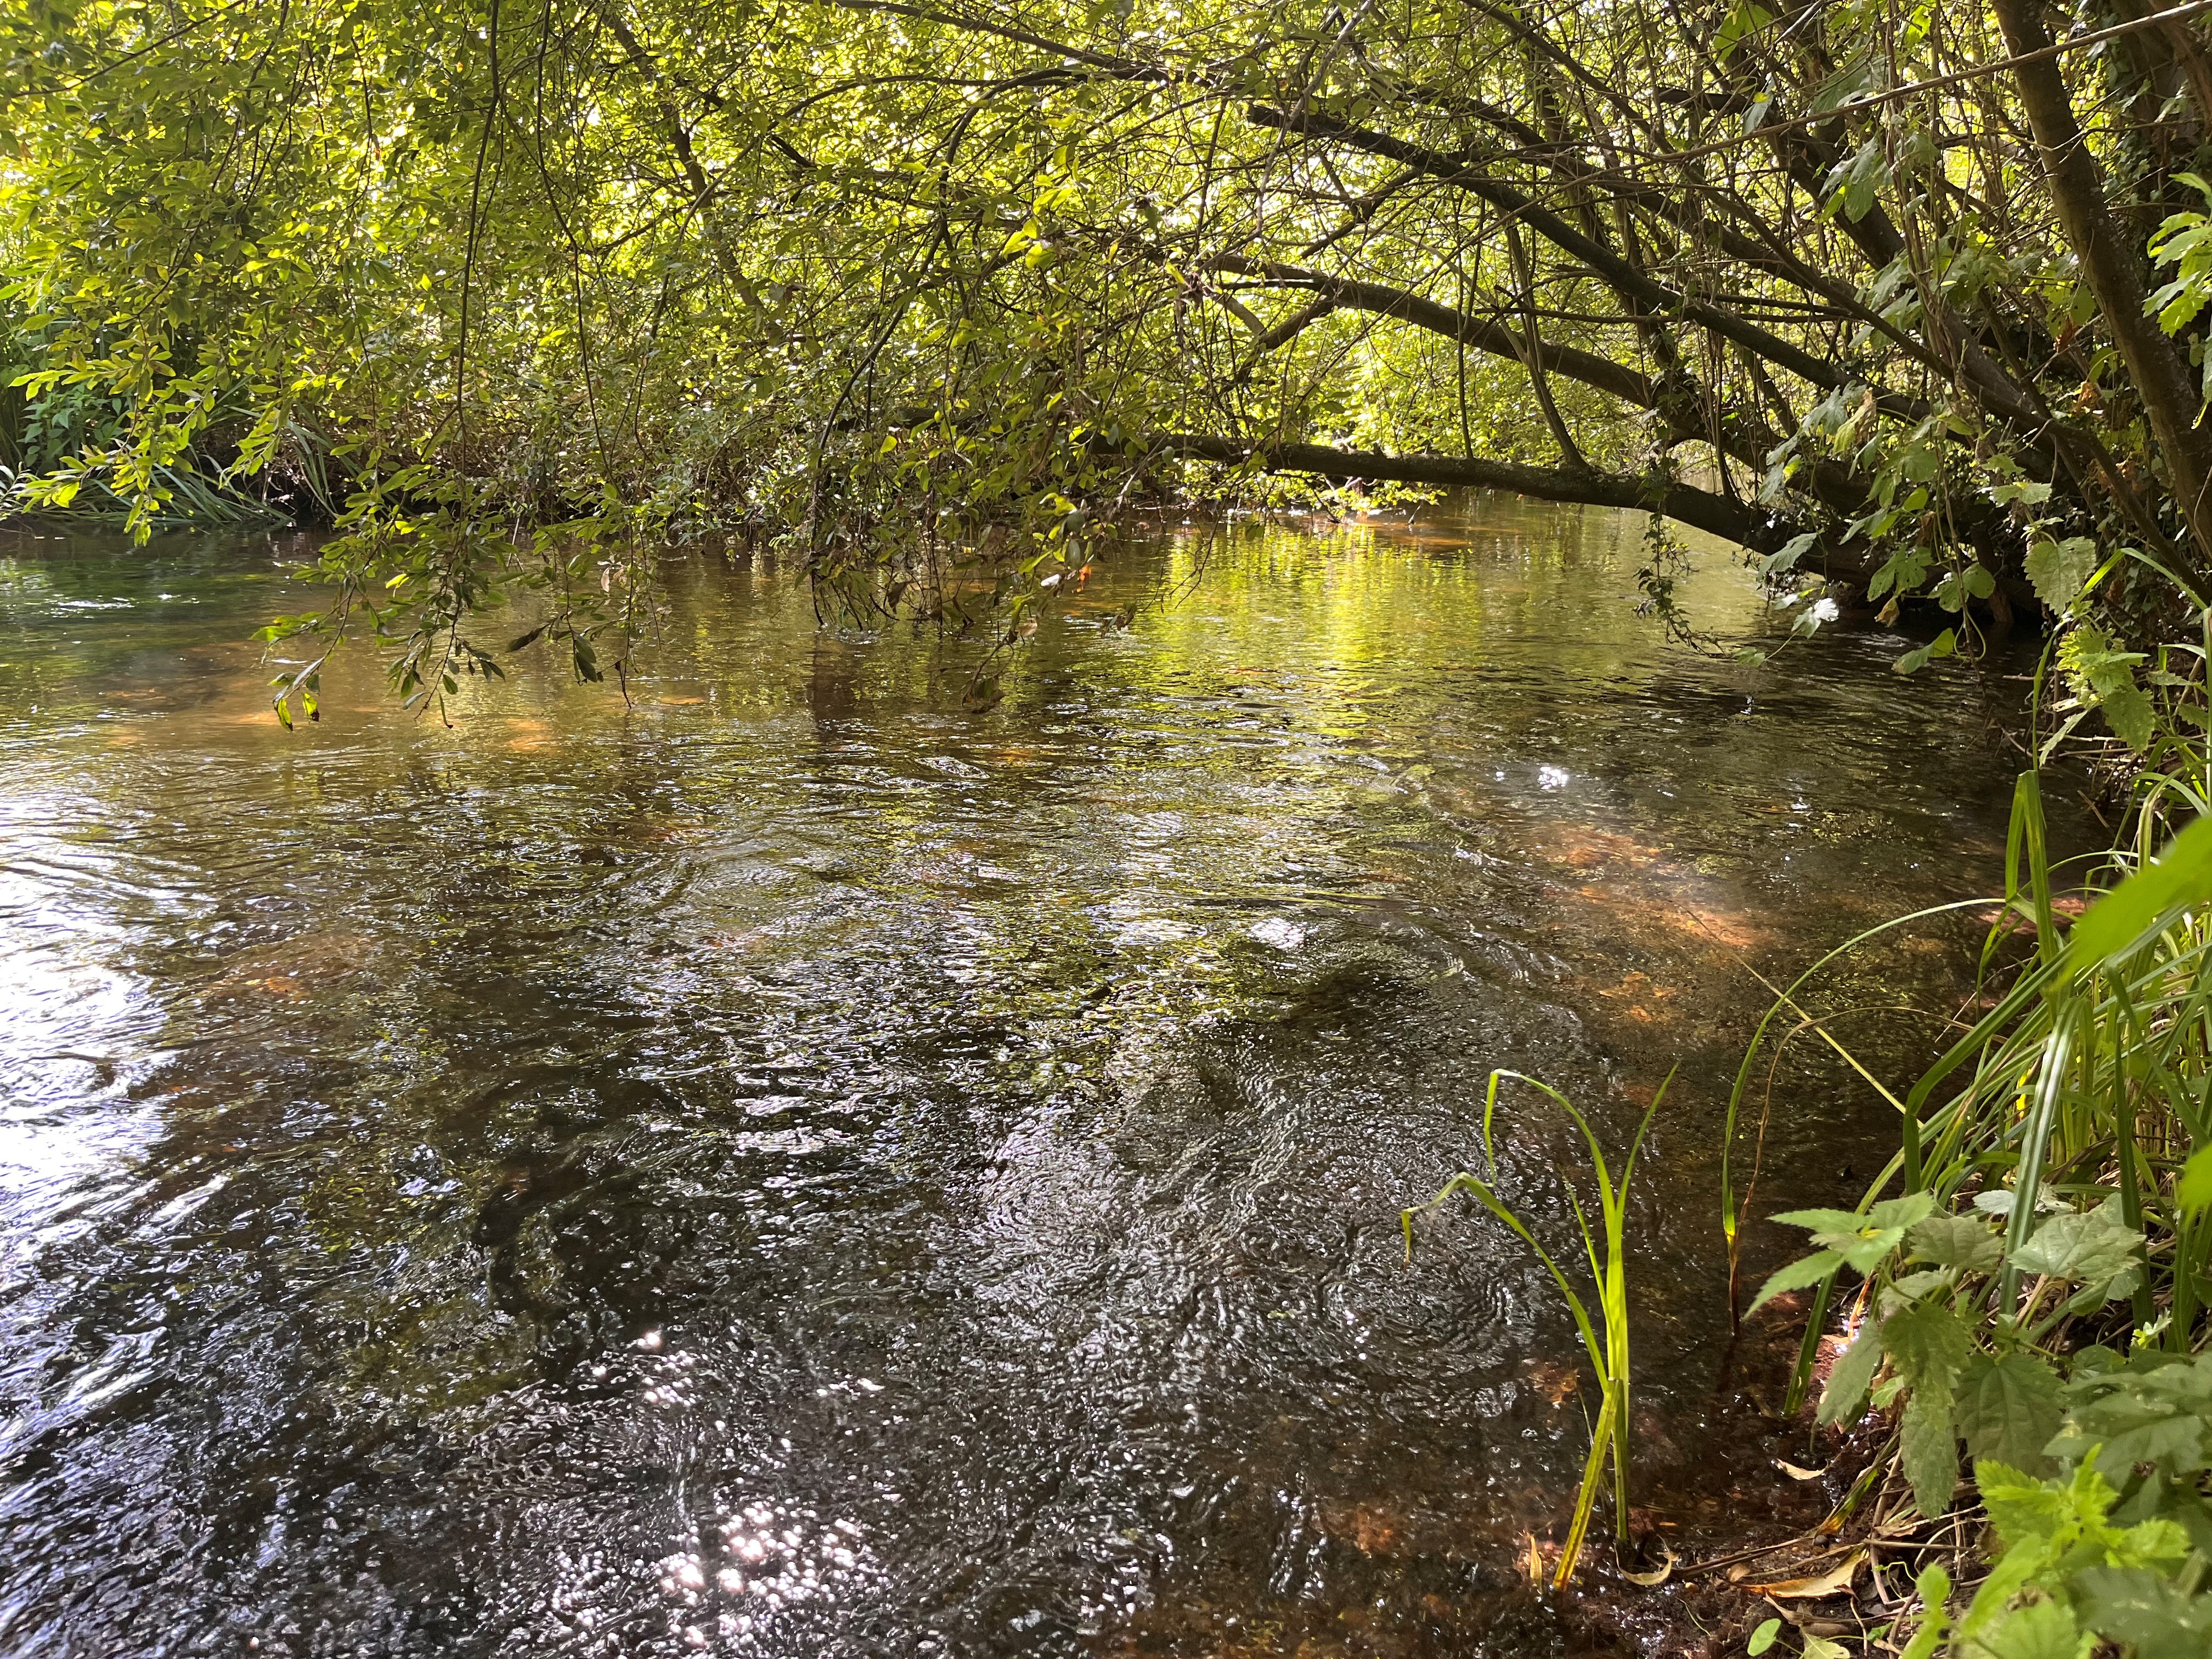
[8,0,2212,719]
[1735,775,2212,1654]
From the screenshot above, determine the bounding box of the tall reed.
[1405,1069,1668,1585]
[1728,769,2212,1416]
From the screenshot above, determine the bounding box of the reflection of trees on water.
[0,506,2068,1654]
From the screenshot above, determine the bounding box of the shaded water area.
[0,506,2074,1657]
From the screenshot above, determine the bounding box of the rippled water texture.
[0,507,2068,1656]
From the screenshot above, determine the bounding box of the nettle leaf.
[2073,1565,2212,1659]
[1773,1193,1933,1273]
[1955,1353,2063,1475]
[2049,1352,2212,1481]
[1977,1457,2105,1550]
[1887,1298,1973,1395]
[1818,1316,1886,1425]
[1908,1213,2004,1271]
[1748,1249,1842,1313]
[1974,1595,2090,1659]
[2010,1203,2143,1306]
[1901,1383,1960,1517]
[2061,628,2156,752]
[1884,1299,1974,1516]
[2023,535,2098,613]
[2101,680,2156,752]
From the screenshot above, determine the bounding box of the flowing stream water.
[0,506,2073,1657]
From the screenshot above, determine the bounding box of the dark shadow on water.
[0,506,2085,1655]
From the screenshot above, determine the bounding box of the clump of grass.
[1404,1068,1668,1587]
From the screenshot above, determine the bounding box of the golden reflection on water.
[0,506,2074,1657]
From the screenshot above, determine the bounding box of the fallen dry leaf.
[1618,1543,1676,1586]
[1746,1551,1863,1599]
[1775,1459,1827,1481]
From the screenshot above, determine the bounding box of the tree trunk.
[1993,0,2212,571]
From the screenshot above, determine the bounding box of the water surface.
[0,506,2061,1656]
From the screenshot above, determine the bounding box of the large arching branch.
[1159,433,1790,549]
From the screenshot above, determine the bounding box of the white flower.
[1811,596,1841,624]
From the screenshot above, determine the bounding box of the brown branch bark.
[1993,0,2212,569]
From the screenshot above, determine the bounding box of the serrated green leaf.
[1976,1596,2090,1659]
[1818,1315,1885,1425]
[2010,1205,2142,1299]
[1886,1298,1974,1396]
[1977,1458,2095,1548]
[1955,1353,2063,1475]
[1870,1193,1939,1231]
[1901,1383,1959,1517]
[2024,535,2098,613]
[1748,1249,1842,1313]
[2049,1352,2212,1480]
[2073,1565,2212,1659]
[1908,1214,2003,1271]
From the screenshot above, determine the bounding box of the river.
[0,505,2065,1656]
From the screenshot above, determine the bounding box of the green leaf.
[2072,1565,2212,1659]
[1870,1193,1940,1231]
[1894,628,1957,675]
[2010,1204,2143,1302]
[2024,535,2098,613]
[2068,813,2212,967]
[1908,1214,2003,1271]
[1976,1596,2091,1659]
[2049,1352,2212,1481]
[1897,1562,1952,1659]
[1747,1617,1781,1656]
[1773,1193,1932,1272]
[1770,1207,1864,1234]
[1955,1353,2063,1475]
[1713,0,1775,64]
[1885,1297,1973,1396]
[1759,531,1818,577]
[2101,680,2156,753]
[1812,58,1874,113]
[1977,1458,2087,1548]
[1888,1267,1952,1302]
[1901,1383,1959,1517]
[1818,1315,1886,1425]
[1748,1249,1842,1313]
[2177,1145,2212,1215]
